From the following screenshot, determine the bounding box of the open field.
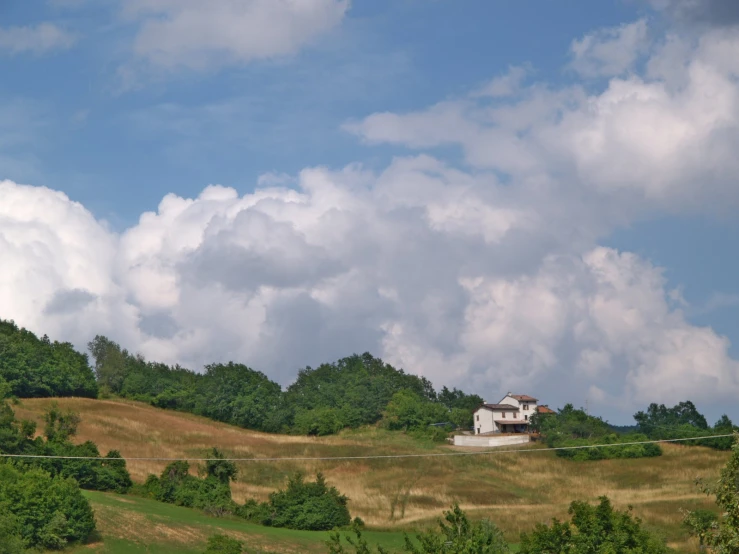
[16,397,730,552]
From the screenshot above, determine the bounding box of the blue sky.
[3,0,642,223]
[2,0,739,424]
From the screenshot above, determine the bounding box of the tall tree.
[87,335,128,393]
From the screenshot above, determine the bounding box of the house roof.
[478,403,518,411]
[537,405,556,414]
[495,420,529,424]
[508,394,538,402]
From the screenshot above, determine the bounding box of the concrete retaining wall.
[453,434,530,448]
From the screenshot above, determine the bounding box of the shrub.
[144,458,238,517]
[520,496,671,553]
[259,472,351,531]
[293,407,347,436]
[552,433,662,461]
[203,533,243,554]
[0,463,96,549]
[409,425,450,443]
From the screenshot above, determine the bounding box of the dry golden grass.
[15,397,729,552]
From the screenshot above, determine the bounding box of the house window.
[524,404,529,410]
[476,415,479,422]
[525,415,528,421]
[502,412,506,418]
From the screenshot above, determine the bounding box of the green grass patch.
[73,491,409,553]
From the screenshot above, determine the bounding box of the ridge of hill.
[13,397,729,552]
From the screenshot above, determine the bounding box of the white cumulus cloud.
[2,16,739,421]
[349,24,739,215]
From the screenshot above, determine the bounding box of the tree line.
[0,320,97,399]
[0,320,484,438]
[531,399,739,460]
[3,319,737,449]
[86,334,482,438]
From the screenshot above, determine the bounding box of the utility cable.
[0,434,734,462]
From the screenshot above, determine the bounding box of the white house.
[473,393,541,434]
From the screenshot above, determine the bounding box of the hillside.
[15,397,730,552]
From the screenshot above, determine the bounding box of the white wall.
[473,407,495,434]
[453,435,530,447]
[499,395,520,408]
[499,395,537,422]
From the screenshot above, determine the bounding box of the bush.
[0,463,96,549]
[548,431,662,461]
[203,533,243,554]
[519,496,670,553]
[144,454,238,517]
[258,472,351,531]
[408,425,451,443]
[293,407,347,436]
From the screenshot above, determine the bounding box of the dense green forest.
[86,334,482,437]
[0,320,97,398]
[0,320,482,438]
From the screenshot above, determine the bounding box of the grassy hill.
[15,397,729,552]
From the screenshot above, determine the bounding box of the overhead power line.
[0,434,734,463]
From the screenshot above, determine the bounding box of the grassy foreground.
[16,397,729,552]
[71,491,408,553]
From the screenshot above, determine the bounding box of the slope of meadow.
[15,397,729,552]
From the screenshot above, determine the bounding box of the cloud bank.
[2,17,739,418]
